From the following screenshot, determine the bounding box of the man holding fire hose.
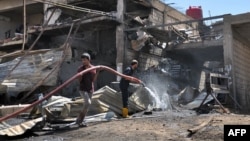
[76,52,99,127]
[119,59,143,118]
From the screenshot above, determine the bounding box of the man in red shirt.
[76,52,99,127]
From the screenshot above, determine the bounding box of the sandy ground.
[2,108,250,141]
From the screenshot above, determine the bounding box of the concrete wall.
[95,28,117,88]
[166,46,224,89]
[232,39,250,111]
[138,52,161,71]
[149,0,199,37]
[224,13,250,113]
[27,13,43,26]
[149,9,163,28]
[0,14,23,39]
[0,2,43,40]
[0,13,43,40]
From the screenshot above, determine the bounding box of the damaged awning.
[0,46,72,94]
[145,27,187,43]
[127,16,188,50]
[28,15,118,36]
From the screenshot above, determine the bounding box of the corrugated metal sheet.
[0,117,43,137]
[91,86,146,114]
[30,86,147,120]
[0,46,72,94]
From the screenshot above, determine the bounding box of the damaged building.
[0,0,198,104]
[0,0,250,116]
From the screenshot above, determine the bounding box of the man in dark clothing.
[76,52,99,127]
[119,59,141,118]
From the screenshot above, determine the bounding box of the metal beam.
[33,0,112,16]
[124,14,231,31]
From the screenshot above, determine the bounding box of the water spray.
[141,82,146,87]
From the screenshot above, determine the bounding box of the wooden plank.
[187,116,213,135]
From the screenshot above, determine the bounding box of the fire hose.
[0,65,142,122]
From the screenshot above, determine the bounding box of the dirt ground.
[2,108,250,141]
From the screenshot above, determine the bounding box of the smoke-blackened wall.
[165,46,224,89]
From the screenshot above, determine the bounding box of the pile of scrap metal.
[128,15,189,52]
[0,45,72,104]
[30,85,153,122]
[173,78,231,114]
[174,86,214,110]
[0,85,156,137]
[0,117,43,137]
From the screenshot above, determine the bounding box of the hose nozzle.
[141,82,146,87]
